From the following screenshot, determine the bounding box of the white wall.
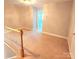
[43,1,73,37]
[15,5,33,29]
[5,0,73,38]
[67,2,75,59]
[4,0,19,28]
[4,0,33,29]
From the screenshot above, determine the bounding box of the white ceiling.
[5,0,73,8]
[41,0,73,3]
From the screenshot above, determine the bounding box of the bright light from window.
[37,9,43,32]
[33,7,43,33]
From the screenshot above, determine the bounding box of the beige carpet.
[5,30,71,59]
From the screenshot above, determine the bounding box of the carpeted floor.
[5,30,71,59]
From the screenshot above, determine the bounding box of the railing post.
[20,29,24,57]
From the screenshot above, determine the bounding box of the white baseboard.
[18,27,68,39]
[42,32,68,39]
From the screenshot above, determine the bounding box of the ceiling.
[5,0,73,8]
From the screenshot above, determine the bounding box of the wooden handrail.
[5,26,31,32]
